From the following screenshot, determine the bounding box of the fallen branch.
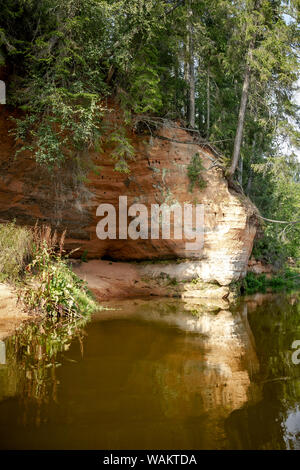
[257,215,300,224]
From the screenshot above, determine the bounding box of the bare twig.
[257,215,300,224]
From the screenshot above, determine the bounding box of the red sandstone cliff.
[0,107,258,286]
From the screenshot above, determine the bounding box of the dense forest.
[0,0,299,266]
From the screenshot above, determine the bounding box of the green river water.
[0,292,299,450]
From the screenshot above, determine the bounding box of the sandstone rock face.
[0,108,258,285]
[247,257,276,278]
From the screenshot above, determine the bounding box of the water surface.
[0,293,299,449]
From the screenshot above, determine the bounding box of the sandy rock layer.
[0,283,28,340]
[73,260,233,302]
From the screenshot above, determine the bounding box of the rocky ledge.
[73,260,236,302]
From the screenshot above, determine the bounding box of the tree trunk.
[246,135,256,195]
[184,41,189,120]
[228,59,252,177]
[188,0,195,128]
[246,170,252,195]
[228,0,261,178]
[238,153,243,187]
[206,69,210,137]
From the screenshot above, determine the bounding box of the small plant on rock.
[187,153,207,193]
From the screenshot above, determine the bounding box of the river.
[0,292,299,449]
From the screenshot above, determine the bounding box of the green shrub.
[187,153,207,193]
[242,272,267,294]
[21,239,97,318]
[242,269,300,295]
[0,221,98,317]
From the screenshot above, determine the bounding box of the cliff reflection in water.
[0,293,299,449]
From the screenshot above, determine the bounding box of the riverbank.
[72,259,232,302]
[72,258,300,302]
[0,222,98,337]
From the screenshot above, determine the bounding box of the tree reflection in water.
[226,292,300,449]
[4,315,89,426]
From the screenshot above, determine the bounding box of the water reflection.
[0,315,89,414]
[225,292,300,449]
[102,298,261,417]
[0,293,299,449]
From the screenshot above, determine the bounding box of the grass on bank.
[241,270,300,295]
[0,221,98,317]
